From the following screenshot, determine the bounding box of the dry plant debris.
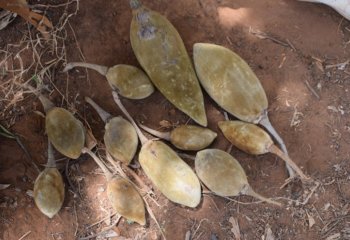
[263,225,275,240]
[229,217,241,240]
[0,0,52,38]
[0,9,16,30]
[0,0,80,122]
[0,183,10,190]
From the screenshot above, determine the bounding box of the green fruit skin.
[34,168,65,218]
[193,43,268,123]
[130,6,207,126]
[104,117,138,165]
[170,125,217,151]
[107,177,146,225]
[45,108,85,159]
[106,64,154,100]
[139,140,201,208]
[218,120,273,155]
[195,149,248,197]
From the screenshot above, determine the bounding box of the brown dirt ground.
[1,0,350,239]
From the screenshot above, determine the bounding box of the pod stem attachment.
[112,91,148,145]
[242,185,282,207]
[63,62,108,76]
[269,145,311,182]
[138,124,171,141]
[259,112,296,179]
[85,97,112,123]
[82,147,112,180]
[129,0,142,9]
[46,140,56,168]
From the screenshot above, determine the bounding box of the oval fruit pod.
[218,120,272,155]
[106,64,154,99]
[129,1,207,126]
[218,120,311,182]
[139,124,217,151]
[45,108,85,159]
[85,97,138,165]
[170,125,217,150]
[34,168,65,218]
[82,148,147,226]
[195,149,281,206]
[107,177,146,225]
[104,117,138,165]
[139,140,201,208]
[63,62,154,100]
[193,43,267,124]
[195,149,247,196]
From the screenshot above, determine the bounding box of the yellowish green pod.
[46,108,85,159]
[63,62,154,100]
[34,142,65,218]
[193,43,267,123]
[83,148,146,225]
[218,120,310,182]
[107,177,146,225]
[85,97,138,165]
[129,0,207,126]
[195,149,281,206]
[34,168,65,218]
[26,85,85,159]
[104,117,138,165]
[139,124,217,151]
[139,141,201,207]
[218,120,272,155]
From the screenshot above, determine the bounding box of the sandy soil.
[1,0,350,239]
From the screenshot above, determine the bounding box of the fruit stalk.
[259,113,296,179]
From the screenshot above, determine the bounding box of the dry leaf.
[26,189,34,198]
[264,225,275,240]
[159,120,172,129]
[0,0,52,38]
[0,10,16,30]
[229,217,241,240]
[102,229,119,238]
[306,211,315,229]
[185,231,191,240]
[325,233,341,240]
[315,61,324,72]
[0,184,10,190]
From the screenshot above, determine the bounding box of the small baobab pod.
[82,148,146,225]
[26,85,85,159]
[195,149,282,206]
[34,141,65,218]
[63,62,154,100]
[218,120,310,182]
[139,124,217,151]
[85,97,138,165]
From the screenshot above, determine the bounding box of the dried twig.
[304,80,320,100]
[18,231,31,240]
[229,217,241,240]
[249,27,295,50]
[78,216,121,240]
[325,60,349,70]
